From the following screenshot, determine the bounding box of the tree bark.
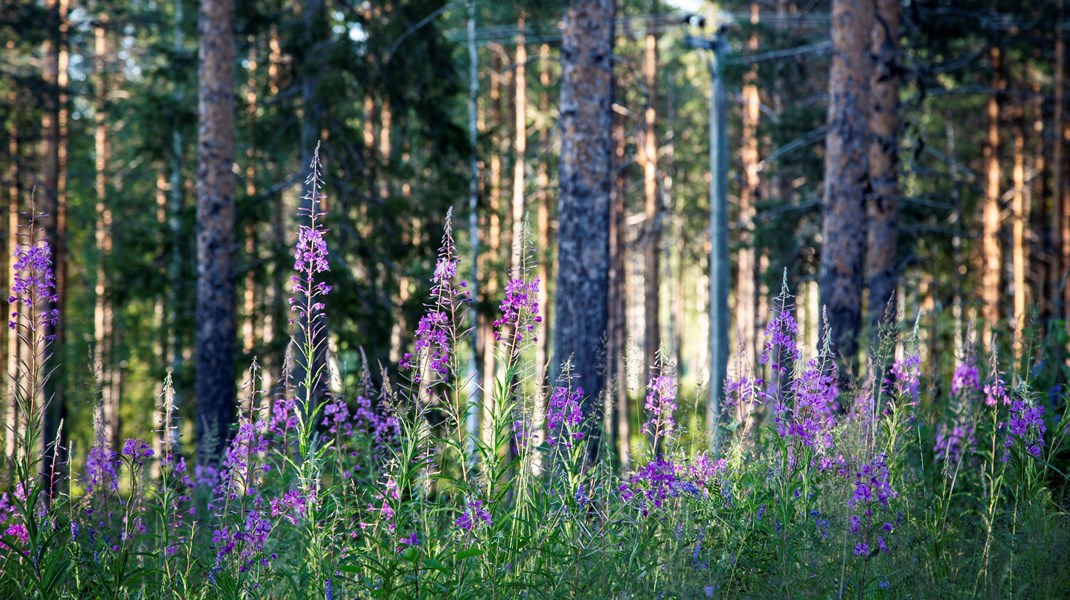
[510,17,527,278]
[94,13,119,452]
[195,0,238,460]
[4,75,20,459]
[738,3,760,367]
[819,0,873,374]
[866,0,900,327]
[608,106,628,468]
[555,0,615,458]
[640,21,660,376]
[981,44,1004,345]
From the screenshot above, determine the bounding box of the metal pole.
[708,35,729,452]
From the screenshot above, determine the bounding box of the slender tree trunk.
[534,41,552,419]
[168,0,186,416]
[1052,8,1065,322]
[608,107,628,468]
[1012,121,1027,336]
[93,12,119,452]
[465,0,482,453]
[5,78,20,458]
[243,41,259,356]
[981,44,1004,345]
[819,0,873,374]
[511,17,527,277]
[42,0,70,484]
[263,24,285,394]
[481,50,505,446]
[640,20,660,375]
[555,0,615,458]
[195,0,238,460]
[866,0,900,327]
[738,3,760,367]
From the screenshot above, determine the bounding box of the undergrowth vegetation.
[2,157,1069,598]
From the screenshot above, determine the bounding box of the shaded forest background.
[1,0,1068,470]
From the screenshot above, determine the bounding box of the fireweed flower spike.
[642,373,678,450]
[546,386,585,449]
[401,210,466,390]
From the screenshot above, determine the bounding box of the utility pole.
[685,20,729,451]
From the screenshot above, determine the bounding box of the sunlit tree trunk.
[640,21,660,376]
[510,17,527,278]
[195,0,238,459]
[535,41,552,407]
[93,13,119,452]
[819,0,873,374]
[555,0,615,457]
[608,107,628,468]
[1011,121,1027,341]
[738,3,760,371]
[981,45,1004,345]
[5,77,21,458]
[42,0,70,485]
[243,40,259,357]
[481,50,506,446]
[866,0,900,327]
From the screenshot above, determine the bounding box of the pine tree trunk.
[819,0,873,374]
[866,0,900,327]
[738,3,760,368]
[1012,122,1027,335]
[981,45,1004,345]
[94,14,119,451]
[195,0,238,460]
[481,50,505,446]
[641,24,660,376]
[555,0,615,457]
[43,0,70,487]
[535,41,552,401]
[510,17,527,278]
[1052,11,1061,322]
[5,79,20,459]
[243,41,259,356]
[608,107,628,468]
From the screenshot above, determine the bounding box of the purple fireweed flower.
[631,458,680,514]
[983,374,1009,408]
[368,477,400,532]
[848,454,897,560]
[951,363,980,397]
[270,490,309,525]
[775,356,838,454]
[85,445,120,495]
[546,386,585,448]
[456,499,492,532]
[642,375,678,448]
[289,149,331,326]
[885,353,922,403]
[402,215,466,387]
[8,225,60,337]
[271,396,299,436]
[493,277,541,346]
[724,373,763,416]
[121,438,155,466]
[759,303,800,377]
[934,422,975,464]
[1004,399,1046,461]
[689,452,728,490]
[216,421,270,500]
